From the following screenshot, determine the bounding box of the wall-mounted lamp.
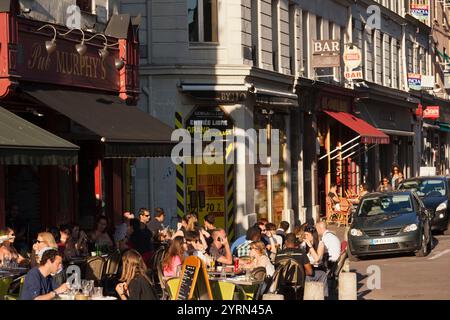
[37,24,57,55]
[59,28,87,56]
[115,58,125,71]
[84,33,114,60]
[37,25,126,70]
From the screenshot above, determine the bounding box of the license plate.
[371,238,396,245]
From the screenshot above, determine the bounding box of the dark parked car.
[348,191,433,260]
[398,176,450,234]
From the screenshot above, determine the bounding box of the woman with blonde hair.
[243,241,275,277]
[172,213,202,238]
[30,232,58,267]
[115,249,158,300]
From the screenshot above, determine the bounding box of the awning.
[23,86,175,158]
[324,110,390,144]
[437,121,450,133]
[0,106,78,165]
[380,129,415,137]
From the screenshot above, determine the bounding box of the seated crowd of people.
[0,206,343,300]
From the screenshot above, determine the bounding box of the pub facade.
[0,0,173,239]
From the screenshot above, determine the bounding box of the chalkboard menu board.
[176,256,212,300]
[177,265,196,300]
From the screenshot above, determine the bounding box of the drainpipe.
[142,83,154,210]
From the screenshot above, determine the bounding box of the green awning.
[0,106,79,165]
[436,49,450,62]
[437,121,450,133]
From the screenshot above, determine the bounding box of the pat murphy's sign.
[16,27,120,92]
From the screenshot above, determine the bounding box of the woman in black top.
[115,249,158,300]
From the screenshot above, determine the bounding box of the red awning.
[324,111,390,144]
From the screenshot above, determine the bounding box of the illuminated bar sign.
[423,106,440,120]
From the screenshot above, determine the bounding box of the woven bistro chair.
[326,197,340,225]
[85,256,106,285]
[251,267,267,281]
[102,251,121,294]
[4,275,25,300]
[0,277,13,300]
[337,198,352,227]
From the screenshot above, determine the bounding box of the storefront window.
[254,111,287,226]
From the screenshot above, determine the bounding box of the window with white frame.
[391,38,398,89]
[188,0,218,43]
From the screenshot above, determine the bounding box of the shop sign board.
[407,73,422,90]
[423,106,440,119]
[421,75,435,90]
[420,167,436,177]
[343,45,362,71]
[312,40,341,68]
[444,72,450,89]
[344,70,363,80]
[17,25,120,92]
[410,4,429,22]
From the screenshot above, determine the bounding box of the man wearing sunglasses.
[139,208,151,225]
[128,208,154,266]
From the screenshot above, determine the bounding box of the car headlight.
[403,224,418,233]
[350,228,363,237]
[436,201,447,212]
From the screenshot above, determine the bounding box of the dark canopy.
[0,106,79,165]
[23,86,175,158]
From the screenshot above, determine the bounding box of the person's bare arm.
[199,232,208,251]
[304,263,313,276]
[34,283,68,300]
[306,241,324,265]
[172,230,184,239]
[216,237,233,265]
[332,194,340,204]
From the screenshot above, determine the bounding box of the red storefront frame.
[0,0,140,230]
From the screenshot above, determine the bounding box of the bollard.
[343,260,350,272]
[338,272,357,300]
[262,294,284,300]
[303,281,324,300]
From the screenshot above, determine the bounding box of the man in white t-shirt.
[316,221,341,262]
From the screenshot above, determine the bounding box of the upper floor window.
[77,0,91,12]
[188,0,218,43]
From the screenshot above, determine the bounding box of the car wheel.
[415,233,429,257]
[443,221,450,235]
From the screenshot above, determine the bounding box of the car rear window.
[358,195,413,216]
[398,179,446,197]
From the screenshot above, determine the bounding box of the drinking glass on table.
[83,280,94,297]
[3,255,11,268]
[92,287,103,298]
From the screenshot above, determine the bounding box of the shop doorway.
[184,107,235,237]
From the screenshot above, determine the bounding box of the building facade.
[0,0,174,240]
[119,0,450,238]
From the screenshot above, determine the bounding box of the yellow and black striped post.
[175,112,185,218]
[225,142,235,241]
